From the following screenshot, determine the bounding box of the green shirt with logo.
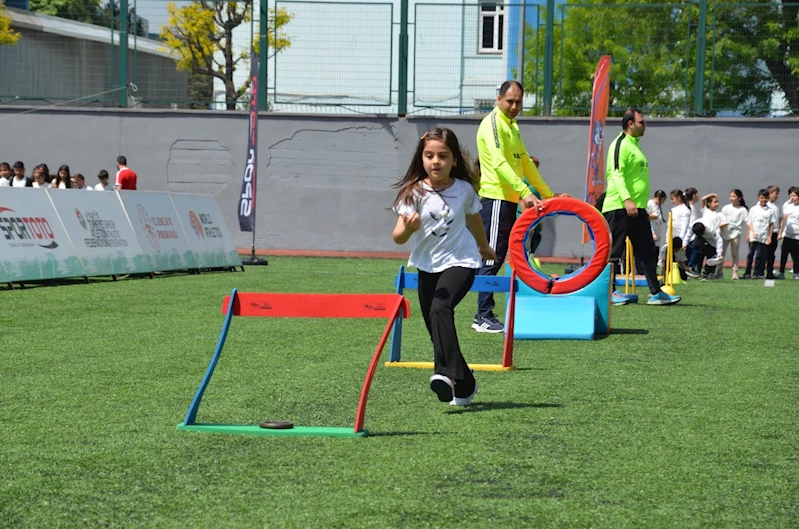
[601,132,650,213]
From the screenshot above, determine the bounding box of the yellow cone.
[670,263,686,285]
[661,285,677,296]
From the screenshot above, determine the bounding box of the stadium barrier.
[0,188,241,284]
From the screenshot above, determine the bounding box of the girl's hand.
[479,245,497,262]
[402,212,421,233]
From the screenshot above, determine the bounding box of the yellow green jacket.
[476,107,554,203]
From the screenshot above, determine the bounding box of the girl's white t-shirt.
[701,207,722,231]
[720,204,748,240]
[647,199,665,243]
[32,181,51,189]
[671,203,691,242]
[748,204,778,243]
[394,179,482,273]
[782,203,799,238]
[0,177,9,187]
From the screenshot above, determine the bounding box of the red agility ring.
[509,196,611,295]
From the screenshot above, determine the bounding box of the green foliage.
[523,0,799,116]
[29,0,101,24]
[160,1,293,110]
[0,1,20,46]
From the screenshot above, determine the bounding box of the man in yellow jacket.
[473,80,557,333]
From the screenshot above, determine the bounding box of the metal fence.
[1,1,797,116]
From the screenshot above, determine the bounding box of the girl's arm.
[392,213,421,245]
[465,213,497,262]
[779,213,788,239]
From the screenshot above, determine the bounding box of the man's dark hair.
[499,80,524,97]
[692,222,705,237]
[13,161,24,170]
[117,155,127,166]
[98,169,109,179]
[622,108,642,130]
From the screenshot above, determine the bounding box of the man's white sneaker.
[450,380,478,406]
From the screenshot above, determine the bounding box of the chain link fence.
[1,1,797,116]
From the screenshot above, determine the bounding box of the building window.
[479,4,504,54]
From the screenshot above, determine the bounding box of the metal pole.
[458,1,466,113]
[517,0,526,83]
[693,0,708,116]
[543,0,554,116]
[119,0,129,107]
[259,0,269,111]
[398,0,409,116]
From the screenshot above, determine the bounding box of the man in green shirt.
[473,81,558,332]
[602,108,680,306]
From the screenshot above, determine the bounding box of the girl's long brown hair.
[391,127,479,209]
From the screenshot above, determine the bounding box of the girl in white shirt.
[392,128,495,407]
[53,164,72,189]
[669,189,691,249]
[646,190,667,252]
[719,189,748,280]
[778,188,799,279]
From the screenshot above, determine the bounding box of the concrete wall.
[0,106,797,258]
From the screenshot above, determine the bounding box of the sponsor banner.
[238,51,259,232]
[582,55,612,244]
[171,193,242,269]
[48,190,150,276]
[0,258,8,283]
[118,191,199,272]
[0,188,86,281]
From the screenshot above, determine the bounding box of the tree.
[29,0,102,25]
[1,2,20,46]
[160,1,293,110]
[96,0,147,37]
[522,0,799,117]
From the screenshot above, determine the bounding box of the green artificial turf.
[1,257,797,528]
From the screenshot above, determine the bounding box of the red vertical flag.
[582,55,612,244]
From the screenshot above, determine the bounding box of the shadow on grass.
[445,401,562,414]
[595,328,649,339]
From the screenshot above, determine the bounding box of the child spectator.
[11,161,32,187]
[0,162,10,186]
[73,173,92,190]
[647,189,667,252]
[95,170,113,191]
[778,187,799,280]
[686,218,724,279]
[684,187,699,265]
[669,189,692,250]
[391,127,494,406]
[31,164,51,189]
[719,189,748,280]
[765,185,781,279]
[658,236,688,281]
[743,189,778,279]
[53,164,72,189]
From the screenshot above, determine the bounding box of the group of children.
[0,161,115,191]
[649,185,799,280]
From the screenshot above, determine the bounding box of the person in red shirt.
[115,155,137,190]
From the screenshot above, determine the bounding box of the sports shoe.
[647,291,681,305]
[741,273,751,280]
[612,291,630,306]
[450,380,478,406]
[775,272,785,280]
[706,257,723,267]
[700,274,709,281]
[686,269,701,278]
[793,274,799,280]
[472,316,503,333]
[429,374,455,403]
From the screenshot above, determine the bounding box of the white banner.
[119,192,199,272]
[0,188,86,281]
[170,193,242,269]
[48,190,150,276]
